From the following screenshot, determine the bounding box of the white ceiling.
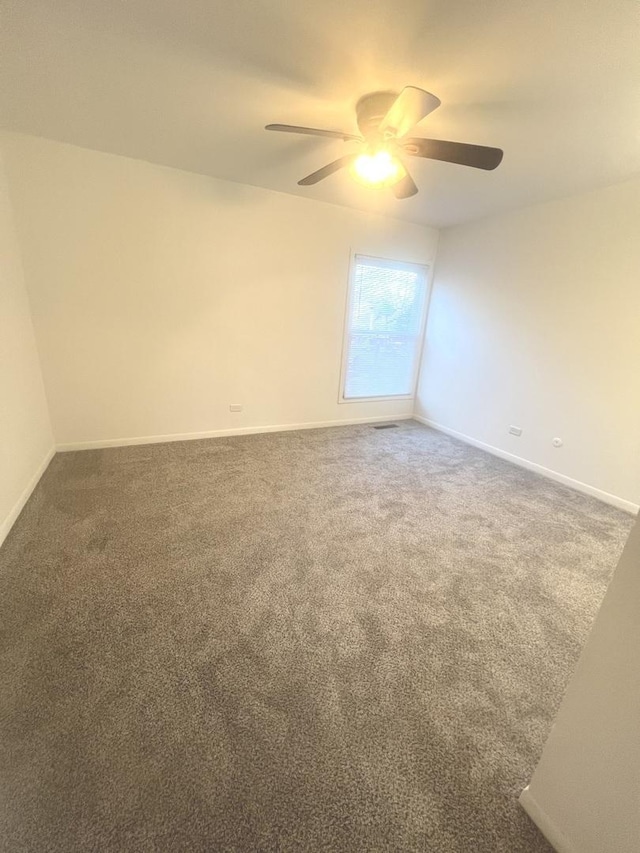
[1,0,639,227]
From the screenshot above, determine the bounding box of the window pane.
[343,258,427,399]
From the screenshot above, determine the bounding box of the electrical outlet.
[229,404,243,413]
[508,425,522,436]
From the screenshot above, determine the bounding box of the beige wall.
[1,133,438,449]
[520,517,640,853]
[416,177,640,510]
[0,148,53,545]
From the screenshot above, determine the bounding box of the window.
[340,255,429,401]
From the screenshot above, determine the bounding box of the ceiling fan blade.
[266,124,361,142]
[403,138,503,170]
[298,155,358,186]
[393,169,419,199]
[379,87,441,139]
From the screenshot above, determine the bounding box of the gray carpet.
[0,421,632,852]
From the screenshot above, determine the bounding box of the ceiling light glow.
[351,150,405,187]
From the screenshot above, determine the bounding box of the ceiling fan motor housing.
[355,91,398,138]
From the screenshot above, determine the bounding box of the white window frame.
[338,253,431,404]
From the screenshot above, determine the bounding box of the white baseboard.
[413,416,639,515]
[56,414,413,452]
[0,446,55,549]
[519,786,577,853]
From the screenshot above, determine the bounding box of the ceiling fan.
[266,87,503,199]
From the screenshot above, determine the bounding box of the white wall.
[0,148,54,546]
[0,133,438,449]
[416,178,640,510]
[520,517,640,853]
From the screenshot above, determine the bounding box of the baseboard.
[519,786,578,853]
[0,446,55,549]
[56,415,413,452]
[413,416,639,515]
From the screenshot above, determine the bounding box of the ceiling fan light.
[350,150,406,188]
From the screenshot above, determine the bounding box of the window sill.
[338,394,414,404]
